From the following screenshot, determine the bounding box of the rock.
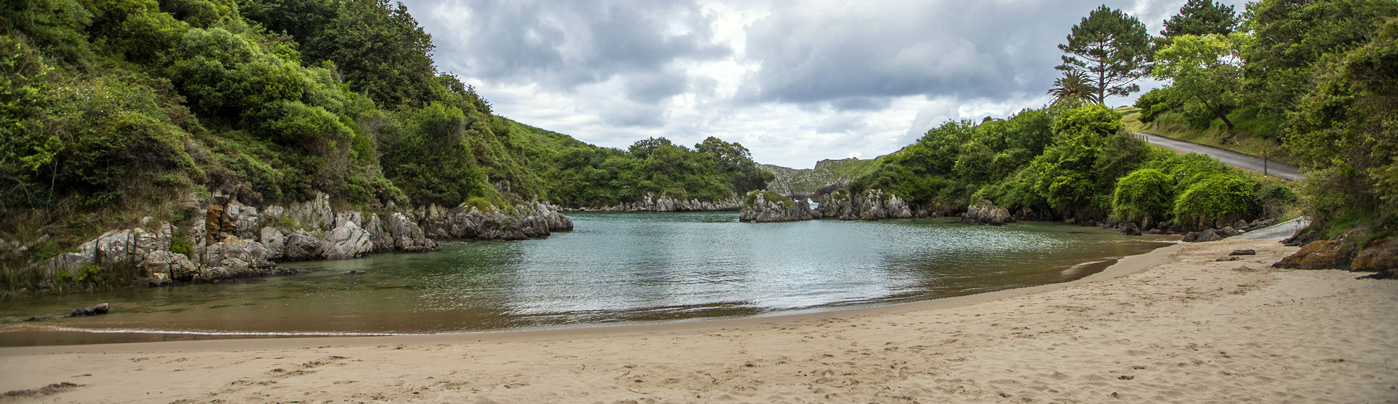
[1216,257,1242,261]
[1351,237,1398,277]
[205,204,225,240]
[224,199,261,238]
[283,230,325,261]
[69,303,109,317]
[260,227,286,259]
[1120,223,1141,236]
[1273,240,1356,270]
[961,198,1014,226]
[1229,249,1257,256]
[141,250,197,281]
[1234,220,1249,230]
[1219,226,1239,237]
[286,192,336,231]
[323,222,374,260]
[23,316,44,322]
[740,191,815,223]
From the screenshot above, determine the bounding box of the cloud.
[398,0,1251,169]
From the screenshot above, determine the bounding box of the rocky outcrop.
[739,189,914,222]
[960,198,1014,226]
[814,189,914,221]
[567,193,740,212]
[45,192,574,286]
[740,192,815,223]
[1351,237,1398,278]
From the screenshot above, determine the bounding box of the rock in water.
[70,303,110,317]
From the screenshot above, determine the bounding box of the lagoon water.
[0,212,1171,346]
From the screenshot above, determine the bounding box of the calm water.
[0,212,1172,346]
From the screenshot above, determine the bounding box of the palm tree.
[1047,71,1100,104]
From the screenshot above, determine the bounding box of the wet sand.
[1,237,1395,403]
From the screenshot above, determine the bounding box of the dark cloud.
[403,0,730,91]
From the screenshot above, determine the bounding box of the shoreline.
[3,234,1395,402]
[0,237,1171,350]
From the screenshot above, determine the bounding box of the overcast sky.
[399,0,1248,168]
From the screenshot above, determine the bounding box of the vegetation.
[1056,5,1154,104]
[854,102,1288,230]
[0,0,767,293]
[1141,0,1397,237]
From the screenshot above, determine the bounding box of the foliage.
[1056,5,1154,103]
[1240,0,1398,123]
[1287,17,1398,230]
[1112,168,1173,222]
[1173,173,1258,229]
[305,0,436,108]
[1161,0,1242,38]
[1152,34,1244,130]
[1046,70,1098,104]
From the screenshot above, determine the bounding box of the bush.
[1112,168,1173,222]
[1173,174,1258,229]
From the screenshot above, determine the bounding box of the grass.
[1119,107,1299,166]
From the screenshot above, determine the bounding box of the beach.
[2,236,1395,403]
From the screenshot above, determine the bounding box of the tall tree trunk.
[1197,96,1235,130]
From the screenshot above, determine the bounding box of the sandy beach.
[2,236,1395,403]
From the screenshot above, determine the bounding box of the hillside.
[760,158,877,195]
[0,0,769,292]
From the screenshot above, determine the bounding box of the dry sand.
[2,237,1396,403]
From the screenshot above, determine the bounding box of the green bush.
[1112,168,1173,222]
[170,235,193,257]
[1173,174,1258,229]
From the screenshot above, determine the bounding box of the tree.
[1161,0,1241,38]
[1046,70,1099,104]
[1151,33,1243,130]
[308,0,436,108]
[1056,5,1153,104]
[1287,17,1398,228]
[1241,0,1398,122]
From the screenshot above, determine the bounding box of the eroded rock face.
[572,193,741,212]
[961,198,1014,226]
[43,192,574,285]
[740,193,815,223]
[283,230,325,261]
[323,222,373,260]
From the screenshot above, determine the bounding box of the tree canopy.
[1161,0,1242,37]
[1056,5,1153,104]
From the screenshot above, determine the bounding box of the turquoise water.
[0,212,1171,345]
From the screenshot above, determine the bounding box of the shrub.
[1173,174,1258,229]
[1112,168,1173,222]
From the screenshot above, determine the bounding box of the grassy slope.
[761,158,878,195]
[1118,107,1299,166]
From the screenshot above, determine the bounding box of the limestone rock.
[260,227,286,259]
[323,222,373,260]
[961,198,1014,226]
[283,230,325,261]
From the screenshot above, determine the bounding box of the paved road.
[1135,132,1303,181]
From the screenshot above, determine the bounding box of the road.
[1135,132,1303,181]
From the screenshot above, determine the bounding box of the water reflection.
[0,212,1171,345]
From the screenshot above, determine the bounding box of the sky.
[399,0,1249,169]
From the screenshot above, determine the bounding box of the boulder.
[260,227,286,259]
[1273,240,1356,270]
[1351,237,1398,277]
[69,303,109,317]
[1229,249,1257,256]
[140,250,197,281]
[323,222,374,259]
[1120,222,1141,236]
[283,230,325,261]
[203,236,273,268]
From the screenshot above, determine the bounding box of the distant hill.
[761,158,878,195]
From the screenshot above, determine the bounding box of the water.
[0,213,1172,346]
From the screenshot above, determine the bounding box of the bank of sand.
[2,237,1396,403]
